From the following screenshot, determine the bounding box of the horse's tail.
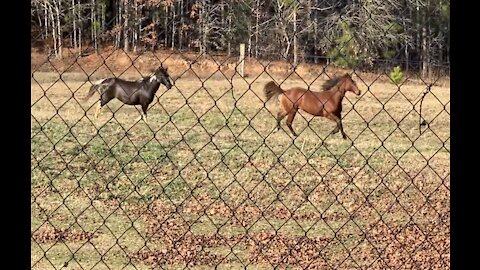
[83,79,107,101]
[264,81,284,104]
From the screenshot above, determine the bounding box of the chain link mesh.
[31,1,449,269]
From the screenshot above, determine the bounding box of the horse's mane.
[134,67,170,84]
[322,76,342,91]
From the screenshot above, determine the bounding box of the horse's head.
[150,66,173,90]
[342,73,361,95]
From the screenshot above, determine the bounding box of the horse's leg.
[332,125,340,134]
[334,112,346,138]
[331,113,340,134]
[95,90,113,119]
[94,100,102,119]
[286,109,298,137]
[326,113,346,139]
[276,111,287,132]
[91,100,103,135]
[141,104,149,124]
[134,106,144,122]
[91,93,113,135]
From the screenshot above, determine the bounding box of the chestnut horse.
[264,73,361,139]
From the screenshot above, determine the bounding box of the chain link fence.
[31,1,450,269]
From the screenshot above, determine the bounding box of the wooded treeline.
[31,0,449,75]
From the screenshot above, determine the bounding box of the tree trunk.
[220,3,225,51]
[72,0,77,49]
[48,3,57,57]
[124,0,129,52]
[92,0,97,52]
[405,43,409,74]
[445,23,449,64]
[77,0,81,54]
[314,9,318,63]
[172,3,176,50]
[247,23,252,58]
[255,0,260,58]
[138,3,143,52]
[283,24,291,60]
[304,0,312,64]
[438,0,443,64]
[200,0,207,54]
[133,0,138,52]
[403,16,408,73]
[164,4,168,48]
[293,3,298,67]
[34,2,44,40]
[427,5,432,79]
[421,6,427,79]
[179,0,184,50]
[91,0,94,46]
[116,0,121,49]
[44,2,48,42]
[54,0,62,58]
[227,5,231,56]
[416,3,420,73]
[101,3,105,33]
[441,9,448,65]
[78,27,82,55]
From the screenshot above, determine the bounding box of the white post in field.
[238,43,245,77]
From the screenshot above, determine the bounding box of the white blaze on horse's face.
[149,75,157,83]
[93,79,106,85]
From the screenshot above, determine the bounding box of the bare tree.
[71,0,77,49]
[124,0,130,51]
[29,0,448,73]
[92,0,98,52]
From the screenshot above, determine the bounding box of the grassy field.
[31,71,450,269]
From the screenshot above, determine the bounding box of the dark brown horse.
[84,66,173,123]
[264,73,361,139]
